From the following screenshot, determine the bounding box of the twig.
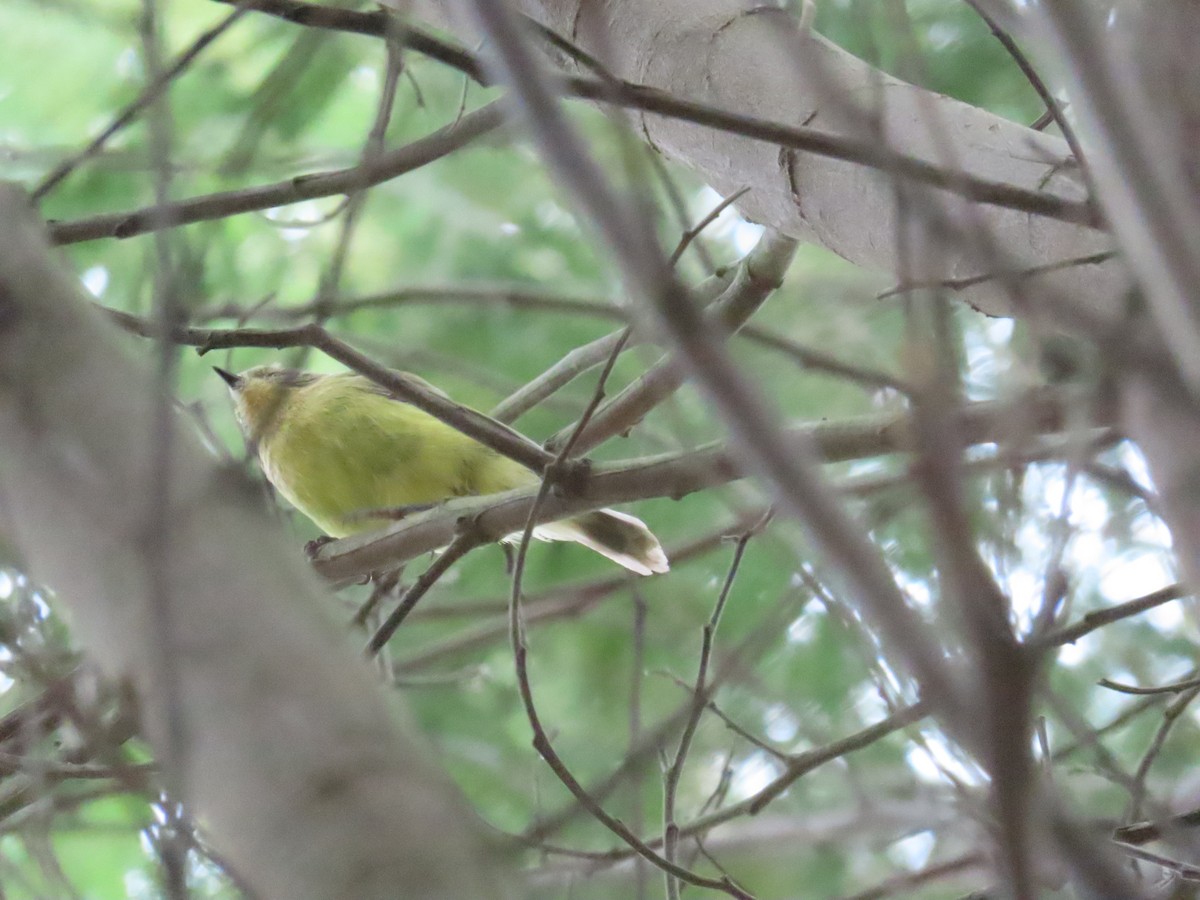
[1052,694,1170,767]
[1099,674,1200,696]
[367,532,482,654]
[1115,807,1200,846]
[1041,686,1141,798]
[1111,843,1200,882]
[669,188,750,266]
[1030,464,1080,639]
[961,0,1088,176]
[49,102,508,244]
[195,285,626,325]
[1035,584,1185,649]
[835,851,984,900]
[530,698,930,871]
[486,235,893,429]
[649,151,720,275]
[502,310,753,897]
[739,325,912,394]
[318,22,406,310]
[747,702,929,815]
[629,590,649,900]
[103,312,555,472]
[488,260,739,425]
[1125,685,1200,824]
[512,576,860,851]
[391,522,747,673]
[351,568,402,628]
[658,673,790,764]
[662,530,754,898]
[875,250,1115,301]
[34,3,253,199]
[546,232,796,454]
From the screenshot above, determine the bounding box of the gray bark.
[406,0,1121,320]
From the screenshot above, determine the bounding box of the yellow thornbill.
[216,365,669,576]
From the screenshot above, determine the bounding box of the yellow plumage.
[217,365,669,575]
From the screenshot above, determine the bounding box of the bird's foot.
[304,535,335,559]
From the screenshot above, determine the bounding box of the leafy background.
[0,0,1188,897]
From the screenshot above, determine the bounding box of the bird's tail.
[533,509,669,576]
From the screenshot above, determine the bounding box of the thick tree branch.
[310,387,1093,581]
[398,0,1113,320]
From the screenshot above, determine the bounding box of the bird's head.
[214,365,318,442]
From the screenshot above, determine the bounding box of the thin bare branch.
[34,3,253,199]
[662,530,753,898]
[48,102,507,244]
[367,531,483,654]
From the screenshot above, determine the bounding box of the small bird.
[216,365,669,575]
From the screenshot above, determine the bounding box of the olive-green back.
[259,374,532,537]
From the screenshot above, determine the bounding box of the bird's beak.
[213,367,241,390]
